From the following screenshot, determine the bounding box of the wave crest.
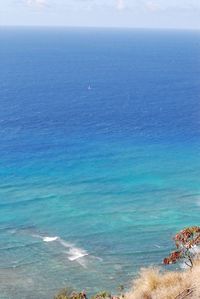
[33,234,89,266]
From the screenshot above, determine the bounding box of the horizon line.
[1,24,200,32]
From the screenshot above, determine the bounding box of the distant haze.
[0,0,200,29]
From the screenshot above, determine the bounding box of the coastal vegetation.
[54,289,114,299]
[163,226,200,268]
[54,226,200,299]
[126,258,200,299]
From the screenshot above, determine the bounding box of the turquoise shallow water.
[0,28,200,298]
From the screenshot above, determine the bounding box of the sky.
[0,0,200,29]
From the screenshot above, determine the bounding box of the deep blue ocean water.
[0,28,200,298]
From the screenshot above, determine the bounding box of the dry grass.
[126,259,200,299]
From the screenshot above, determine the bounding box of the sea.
[0,27,200,299]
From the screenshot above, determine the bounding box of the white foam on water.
[57,238,89,266]
[154,244,161,249]
[58,238,74,249]
[30,233,59,243]
[33,234,89,267]
[68,247,88,261]
[11,229,98,270]
[20,230,102,268]
[43,236,59,242]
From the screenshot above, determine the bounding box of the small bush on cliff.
[91,291,111,299]
[54,289,122,299]
[163,226,200,268]
[54,288,87,299]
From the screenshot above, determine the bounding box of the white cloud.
[116,0,125,11]
[145,1,160,12]
[25,0,48,9]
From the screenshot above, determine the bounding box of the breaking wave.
[32,233,89,266]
